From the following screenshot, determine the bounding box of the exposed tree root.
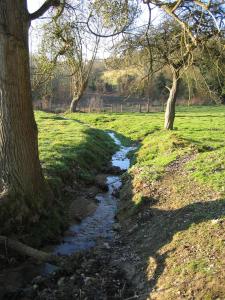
[0,235,60,264]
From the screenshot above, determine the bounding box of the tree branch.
[0,235,60,264]
[161,5,197,45]
[29,0,61,21]
[170,0,183,13]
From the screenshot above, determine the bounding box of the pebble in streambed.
[17,249,135,300]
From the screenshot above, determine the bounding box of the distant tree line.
[31,39,225,110]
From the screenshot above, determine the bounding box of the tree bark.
[0,0,51,228]
[164,69,180,130]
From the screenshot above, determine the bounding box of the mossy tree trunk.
[0,0,52,230]
[164,68,180,130]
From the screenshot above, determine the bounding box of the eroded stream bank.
[0,132,138,300]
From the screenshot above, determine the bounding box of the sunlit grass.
[36,111,117,189]
[67,105,225,192]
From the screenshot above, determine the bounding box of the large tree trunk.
[0,0,51,230]
[164,69,180,130]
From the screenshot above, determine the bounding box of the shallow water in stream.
[44,132,135,273]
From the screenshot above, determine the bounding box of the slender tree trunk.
[0,0,51,229]
[70,96,80,112]
[164,69,180,130]
[70,81,87,113]
[147,98,151,113]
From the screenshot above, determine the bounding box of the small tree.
[142,0,224,129]
[40,6,100,112]
[93,0,224,128]
[149,21,195,129]
[109,20,196,128]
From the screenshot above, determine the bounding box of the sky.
[28,0,47,55]
[27,0,44,13]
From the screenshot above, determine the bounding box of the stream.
[0,132,136,299]
[44,132,135,273]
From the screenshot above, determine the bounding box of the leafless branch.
[29,0,61,20]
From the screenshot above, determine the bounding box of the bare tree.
[149,21,196,129]
[38,3,101,112]
[142,0,224,129]
[67,23,100,112]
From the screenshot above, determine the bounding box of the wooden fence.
[34,102,164,114]
[77,103,164,113]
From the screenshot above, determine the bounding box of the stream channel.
[0,132,136,299]
[44,132,136,273]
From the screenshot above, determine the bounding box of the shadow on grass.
[179,138,224,151]
[37,114,65,121]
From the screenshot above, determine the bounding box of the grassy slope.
[37,111,117,188]
[31,111,116,244]
[67,106,225,299]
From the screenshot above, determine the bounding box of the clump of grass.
[131,131,192,183]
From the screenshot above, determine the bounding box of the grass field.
[67,105,225,193]
[66,106,225,299]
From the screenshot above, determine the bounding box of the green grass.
[36,111,117,190]
[66,105,225,193]
[33,107,224,296]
